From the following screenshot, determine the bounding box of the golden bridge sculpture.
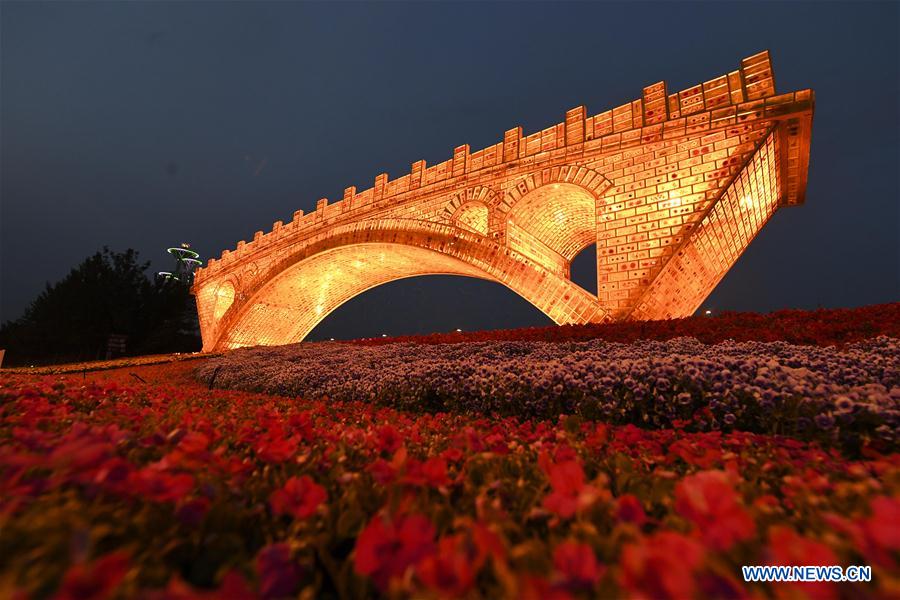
[193,51,813,351]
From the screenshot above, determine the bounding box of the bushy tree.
[0,247,200,365]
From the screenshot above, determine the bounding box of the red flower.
[161,432,212,471]
[484,432,510,454]
[441,447,463,463]
[255,435,299,463]
[128,468,194,503]
[697,572,750,599]
[518,575,573,600]
[542,459,605,518]
[402,456,450,488]
[256,543,301,600]
[376,425,403,454]
[859,496,900,567]
[50,439,112,474]
[420,456,449,487]
[55,551,129,600]
[418,522,504,596]
[615,494,647,526]
[553,541,603,590]
[674,470,754,550]
[367,458,397,485]
[92,457,133,491]
[152,569,256,599]
[176,431,210,455]
[157,569,256,599]
[766,526,839,600]
[619,531,705,600]
[354,512,436,591]
[471,522,506,564]
[288,411,314,440]
[668,438,723,469]
[418,533,481,597]
[270,476,326,519]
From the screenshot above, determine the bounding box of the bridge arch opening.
[505,182,598,290]
[570,243,598,296]
[215,243,491,349]
[305,274,554,341]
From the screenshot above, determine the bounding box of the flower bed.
[197,336,900,452]
[1,375,898,598]
[350,303,900,347]
[1,352,215,375]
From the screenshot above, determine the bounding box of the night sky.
[2,1,898,340]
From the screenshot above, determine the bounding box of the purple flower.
[257,543,301,599]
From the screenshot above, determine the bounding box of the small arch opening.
[506,183,596,261]
[453,202,489,234]
[569,243,597,296]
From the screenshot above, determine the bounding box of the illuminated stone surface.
[193,51,813,351]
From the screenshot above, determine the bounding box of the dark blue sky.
[2,1,898,339]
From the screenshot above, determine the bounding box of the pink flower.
[270,476,326,519]
[354,512,436,591]
[675,470,754,550]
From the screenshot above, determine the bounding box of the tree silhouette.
[0,247,200,366]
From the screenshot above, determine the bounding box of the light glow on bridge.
[192,50,813,352]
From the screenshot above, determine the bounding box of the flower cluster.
[352,302,900,347]
[1,364,898,598]
[197,336,900,450]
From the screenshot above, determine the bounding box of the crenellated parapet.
[194,50,812,286]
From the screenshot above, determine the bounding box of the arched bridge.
[193,51,814,352]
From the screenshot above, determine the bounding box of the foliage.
[0,248,200,366]
[2,308,898,598]
[198,336,900,452]
[351,303,900,348]
[1,368,898,598]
